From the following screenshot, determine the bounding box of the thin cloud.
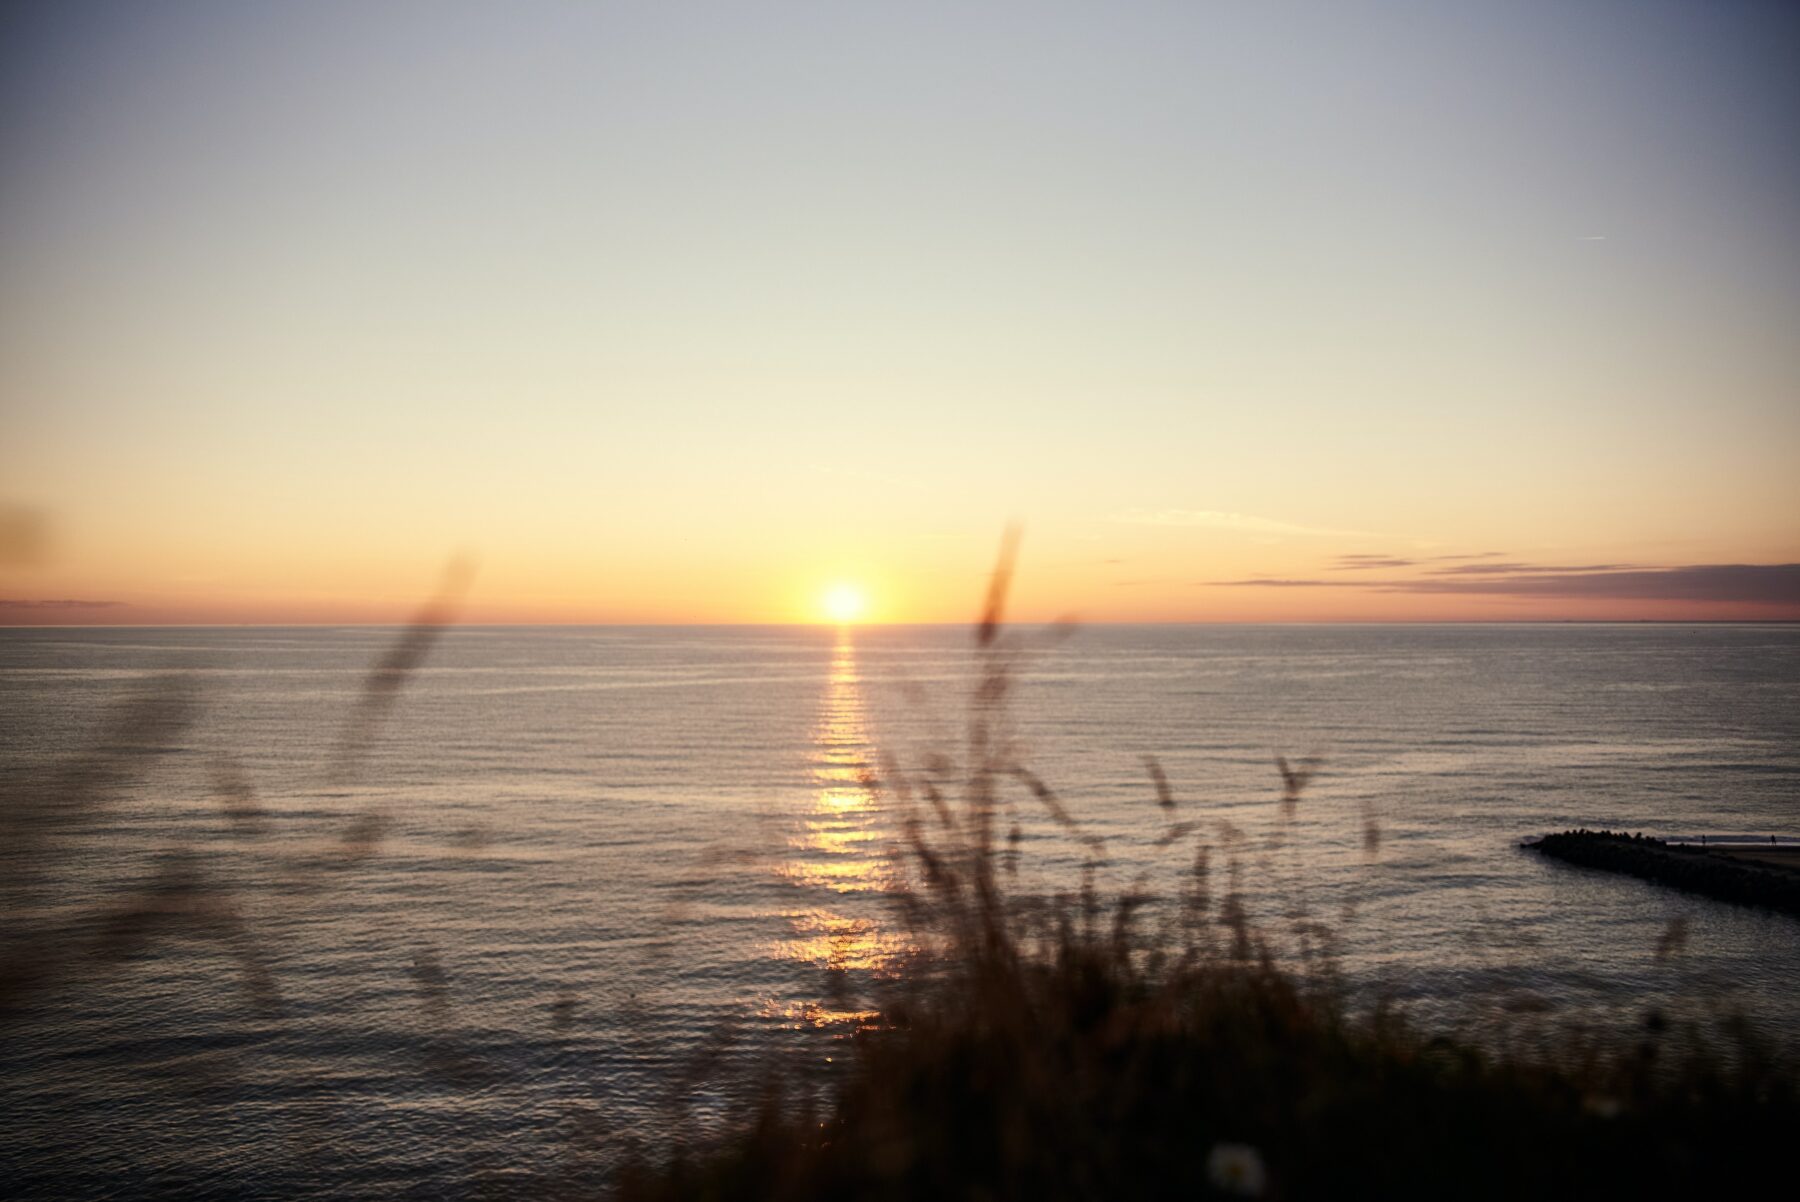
[1335,551,1509,570]
[1334,556,1417,570]
[1424,561,1640,576]
[1393,564,1800,604]
[1112,509,1376,539]
[1206,564,1800,606]
[1204,578,1350,588]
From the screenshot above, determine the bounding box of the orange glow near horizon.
[3,539,1799,626]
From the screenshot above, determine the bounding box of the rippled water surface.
[3,624,1798,1196]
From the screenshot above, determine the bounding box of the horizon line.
[5,618,1799,631]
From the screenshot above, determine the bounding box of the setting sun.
[822,583,868,625]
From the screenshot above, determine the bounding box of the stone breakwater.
[1529,830,1800,917]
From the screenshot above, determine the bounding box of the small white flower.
[1584,1093,1623,1119]
[1207,1142,1268,1197]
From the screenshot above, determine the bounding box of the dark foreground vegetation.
[618,926,1794,1201]
[617,546,1800,1202]
[615,832,1796,1199]
[1532,829,1800,917]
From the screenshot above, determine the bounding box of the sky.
[2,0,1797,624]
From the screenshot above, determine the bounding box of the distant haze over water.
[3,623,1798,1196]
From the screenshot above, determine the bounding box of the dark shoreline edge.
[1529,830,1800,917]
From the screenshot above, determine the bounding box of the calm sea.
[3,624,1798,1196]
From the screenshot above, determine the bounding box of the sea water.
[2,624,1797,1196]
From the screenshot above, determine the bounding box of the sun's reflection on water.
[781,636,891,895]
[773,634,906,979]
